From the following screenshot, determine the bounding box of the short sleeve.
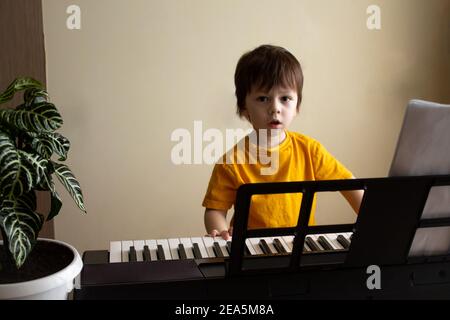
[312,141,354,180]
[202,163,238,210]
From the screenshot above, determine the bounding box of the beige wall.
[41,0,450,253]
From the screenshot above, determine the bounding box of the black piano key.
[213,242,224,258]
[192,242,202,259]
[226,241,232,254]
[305,237,322,251]
[259,239,272,255]
[337,234,350,249]
[303,242,311,252]
[318,236,334,251]
[273,238,287,254]
[178,243,187,260]
[128,246,137,262]
[143,245,151,261]
[157,244,166,260]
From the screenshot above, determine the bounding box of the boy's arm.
[340,176,364,214]
[204,208,232,240]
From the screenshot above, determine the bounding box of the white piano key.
[179,238,195,259]
[249,238,264,255]
[324,233,344,250]
[156,239,172,260]
[144,239,158,261]
[201,237,216,258]
[282,235,313,252]
[121,240,133,262]
[281,236,294,251]
[215,238,230,257]
[191,237,209,258]
[109,241,122,263]
[133,240,145,261]
[245,239,258,255]
[168,238,180,260]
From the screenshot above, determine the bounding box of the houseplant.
[0,77,86,299]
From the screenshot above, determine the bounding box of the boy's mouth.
[268,119,282,128]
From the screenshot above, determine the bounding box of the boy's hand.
[208,227,233,240]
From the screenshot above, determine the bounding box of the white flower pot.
[0,238,83,300]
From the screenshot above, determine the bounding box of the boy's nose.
[269,103,281,114]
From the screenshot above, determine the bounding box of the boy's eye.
[282,96,293,102]
[257,96,269,102]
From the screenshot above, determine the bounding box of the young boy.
[202,44,363,240]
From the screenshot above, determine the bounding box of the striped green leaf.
[0,77,43,104]
[30,132,70,161]
[0,195,44,268]
[53,162,86,213]
[0,144,48,199]
[0,131,20,197]
[23,88,49,107]
[0,131,19,178]
[0,102,63,133]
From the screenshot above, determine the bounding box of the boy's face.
[242,85,298,133]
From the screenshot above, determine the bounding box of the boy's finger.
[207,229,220,237]
[220,230,231,240]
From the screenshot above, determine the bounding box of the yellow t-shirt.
[202,131,353,229]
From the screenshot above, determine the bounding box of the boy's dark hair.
[234,44,304,117]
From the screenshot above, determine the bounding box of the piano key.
[143,245,151,261]
[157,244,165,260]
[259,239,272,255]
[281,235,311,252]
[129,246,137,262]
[245,239,258,255]
[144,239,158,261]
[258,237,278,254]
[178,243,187,260]
[213,242,224,257]
[305,236,322,251]
[168,238,180,260]
[179,238,195,259]
[121,240,133,262]
[273,238,287,254]
[133,240,145,261]
[156,239,171,260]
[226,241,232,254]
[192,242,202,259]
[191,237,209,258]
[215,238,230,257]
[324,233,345,250]
[337,234,351,249]
[317,236,334,251]
[201,237,216,258]
[265,237,280,254]
[249,238,265,255]
[281,236,294,251]
[109,241,122,263]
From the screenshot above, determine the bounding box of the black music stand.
[227,175,450,277]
